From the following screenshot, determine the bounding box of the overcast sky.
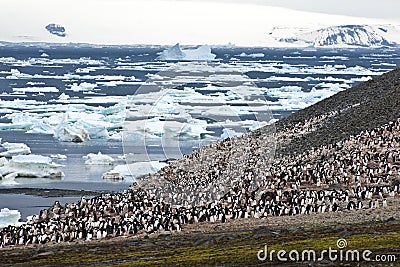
[172,0,400,21]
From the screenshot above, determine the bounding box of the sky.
[1,0,399,46]
[185,0,400,21]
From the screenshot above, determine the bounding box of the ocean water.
[0,44,399,217]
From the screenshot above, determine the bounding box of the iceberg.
[54,124,90,142]
[0,100,126,143]
[0,154,64,178]
[84,152,114,165]
[74,120,110,139]
[0,208,21,228]
[157,43,216,61]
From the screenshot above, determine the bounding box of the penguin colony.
[1,117,400,248]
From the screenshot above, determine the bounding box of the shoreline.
[0,188,104,198]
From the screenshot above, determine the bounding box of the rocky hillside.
[272,67,400,156]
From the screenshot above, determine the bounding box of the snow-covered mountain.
[278,25,400,48]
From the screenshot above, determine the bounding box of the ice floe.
[0,208,21,228]
[12,87,59,93]
[266,86,341,111]
[84,152,114,165]
[238,52,265,58]
[0,142,31,158]
[68,82,97,92]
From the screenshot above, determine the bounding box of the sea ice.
[124,117,212,141]
[12,87,59,93]
[68,82,97,92]
[238,52,265,58]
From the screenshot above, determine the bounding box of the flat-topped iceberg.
[84,152,114,165]
[0,208,21,228]
[0,154,64,178]
[157,43,216,61]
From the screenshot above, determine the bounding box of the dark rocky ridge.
[270,67,400,156]
[45,24,66,37]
